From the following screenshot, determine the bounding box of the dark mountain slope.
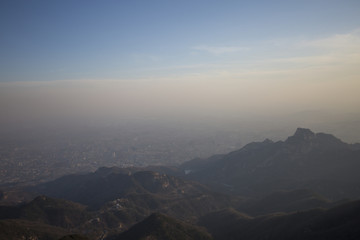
[0,195,91,229]
[238,189,333,216]
[58,234,90,240]
[0,219,70,240]
[199,200,360,240]
[31,167,136,209]
[181,128,360,199]
[31,168,216,209]
[29,168,244,227]
[115,212,212,240]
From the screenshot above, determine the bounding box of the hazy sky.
[1,0,360,128]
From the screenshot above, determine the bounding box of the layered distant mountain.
[32,167,207,209]
[1,128,360,239]
[180,128,360,200]
[30,168,243,223]
[16,168,242,239]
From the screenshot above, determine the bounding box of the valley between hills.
[1,128,360,240]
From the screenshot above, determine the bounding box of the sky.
[1,0,360,133]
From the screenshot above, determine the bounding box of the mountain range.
[0,128,359,239]
[180,128,360,200]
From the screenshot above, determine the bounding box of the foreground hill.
[181,128,360,200]
[0,195,91,228]
[0,194,354,240]
[114,212,212,240]
[31,168,211,209]
[0,195,105,239]
[199,200,360,240]
[0,219,70,240]
[29,168,244,226]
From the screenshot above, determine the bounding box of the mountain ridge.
[1,127,359,239]
[180,128,360,199]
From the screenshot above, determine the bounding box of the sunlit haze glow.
[1,1,360,142]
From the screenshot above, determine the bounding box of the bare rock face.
[133,171,173,193]
[291,128,316,141]
[285,128,348,153]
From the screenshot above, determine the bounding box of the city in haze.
[1,0,360,184]
[1,1,360,240]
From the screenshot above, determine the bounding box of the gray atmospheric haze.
[1,0,360,183]
[2,2,360,240]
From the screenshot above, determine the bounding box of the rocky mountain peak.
[263,138,274,144]
[285,128,315,144]
[285,128,347,150]
[293,128,315,140]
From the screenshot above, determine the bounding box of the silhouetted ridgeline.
[0,128,359,239]
[181,128,360,200]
